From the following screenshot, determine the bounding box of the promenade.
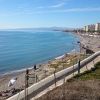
[7,51,100,100]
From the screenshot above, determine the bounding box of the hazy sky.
[0,0,100,29]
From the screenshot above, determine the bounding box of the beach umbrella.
[8,78,17,87]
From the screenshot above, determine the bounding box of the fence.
[7,51,100,100]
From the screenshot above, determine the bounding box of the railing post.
[62,76,66,100]
[25,69,29,100]
[86,64,88,70]
[35,75,38,83]
[54,70,56,87]
[78,59,81,74]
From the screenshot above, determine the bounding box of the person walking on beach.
[34,64,37,70]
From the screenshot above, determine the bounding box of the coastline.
[0,50,80,99]
[0,48,79,78]
[0,30,78,76]
[0,53,69,77]
[74,32,100,52]
[0,32,100,99]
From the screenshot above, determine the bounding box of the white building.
[83,26,86,32]
[84,24,95,32]
[95,23,100,32]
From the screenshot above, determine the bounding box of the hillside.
[36,62,100,100]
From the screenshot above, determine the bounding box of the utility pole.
[77,41,81,54]
[77,41,81,74]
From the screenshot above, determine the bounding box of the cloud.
[37,2,66,9]
[63,7,100,12]
[34,7,100,14]
[1,7,100,17]
[24,7,100,15]
[33,0,76,10]
[49,2,65,8]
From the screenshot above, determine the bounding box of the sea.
[0,29,79,75]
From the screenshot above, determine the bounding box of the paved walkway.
[31,56,100,100]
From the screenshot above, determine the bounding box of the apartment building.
[84,24,95,32]
[95,23,100,32]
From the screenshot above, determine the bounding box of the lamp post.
[77,41,81,54]
[77,41,81,74]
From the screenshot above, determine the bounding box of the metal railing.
[7,51,100,100]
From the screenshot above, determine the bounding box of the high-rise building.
[95,23,100,32]
[83,26,86,32]
[84,24,95,32]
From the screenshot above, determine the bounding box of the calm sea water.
[0,30,79,74]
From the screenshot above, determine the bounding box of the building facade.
[84,24,95,32]
[95,23,100,32]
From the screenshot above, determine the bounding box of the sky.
[0,0,100,29]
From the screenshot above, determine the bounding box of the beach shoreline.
[0,32,100,99]
[0,52,74,99]
[76,32,100,52]
[0,53,69,77]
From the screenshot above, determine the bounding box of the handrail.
[7,51,100,100]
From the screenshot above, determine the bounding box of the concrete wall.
[7,51,100,100]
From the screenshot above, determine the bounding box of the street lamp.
[77,41,81,54]
[77,41,81,74]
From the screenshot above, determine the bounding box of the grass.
[49,54,88,72]
[36,62,100,100]
[68,61,100,81]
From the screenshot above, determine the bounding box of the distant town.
[83,23,100,32]
[61,23,100,34]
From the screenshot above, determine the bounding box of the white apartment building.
[95,23,100,32]
[83,26,86,31]
[84,24,95,32]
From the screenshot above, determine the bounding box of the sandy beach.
[76,32,100,52]
[0,53,78,100]
[0,32,100,100]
